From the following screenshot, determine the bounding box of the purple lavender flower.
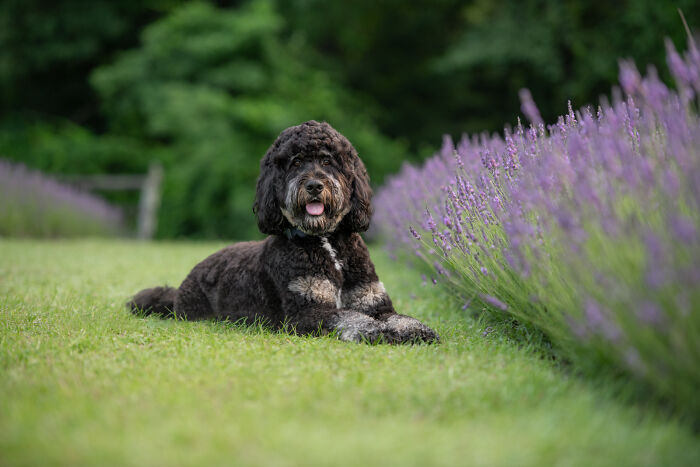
[619,60,642,95]
[373,41,700,416]
[481,294,508,311]
[666,38,694,94]
[670,215,697,244]
[0,160,124,237]
[636,301,665,326]
[519,88,543,126]
[583,299,604,329]
[409,226,422,240]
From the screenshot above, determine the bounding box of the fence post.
[137,162,163,240]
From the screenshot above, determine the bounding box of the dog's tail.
[127,286,178,318]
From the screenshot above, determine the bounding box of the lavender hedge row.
[375,39,700,418]
[0,160,124,237]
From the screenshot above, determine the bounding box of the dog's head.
[253,121,372,236]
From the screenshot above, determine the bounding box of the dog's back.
[128,240,273,323]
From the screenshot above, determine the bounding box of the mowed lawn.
[1,239,698,466]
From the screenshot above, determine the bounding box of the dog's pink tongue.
[305,202,324,216]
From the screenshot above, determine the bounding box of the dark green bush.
[90,1,406,238]
[3,0,697,238]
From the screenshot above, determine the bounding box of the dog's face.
[279,148,352,235]
[254,121,372,236]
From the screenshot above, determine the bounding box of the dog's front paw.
[332,312,386,343]
[383,314,439,344]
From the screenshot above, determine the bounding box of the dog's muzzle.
[282,174,347,235]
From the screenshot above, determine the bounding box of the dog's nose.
[305,179,323,195]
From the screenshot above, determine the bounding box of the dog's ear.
[340,154,373,232]
[253,151,287,235]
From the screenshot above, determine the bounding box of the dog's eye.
[292,159,302,167]
[322,158,331,166]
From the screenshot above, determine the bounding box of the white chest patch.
[320,237,343,271]
[288,276,338,306]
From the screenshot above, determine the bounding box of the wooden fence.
[62,163,163,239]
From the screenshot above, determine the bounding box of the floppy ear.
[340,155,373,232]
[253,152,287,235]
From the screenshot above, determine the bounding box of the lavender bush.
[375,39,700,418]
[0,160,124,237]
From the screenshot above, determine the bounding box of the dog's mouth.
[305,202,325,216]
[281,178,348,235]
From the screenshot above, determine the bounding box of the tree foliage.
[281,0,700,148]
[1,0,697,238]
[2,1,405,239]
[91,1,405,238]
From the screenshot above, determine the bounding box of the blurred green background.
[1,0,697,239]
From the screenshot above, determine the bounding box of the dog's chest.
[319,237,344,272]
[304,236,346,282]
[287,236,382,312]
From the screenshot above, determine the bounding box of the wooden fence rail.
[61,163,163,239]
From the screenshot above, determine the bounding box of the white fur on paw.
[384,314,420,330]
[384,314,438,343]
[333,312,384,342]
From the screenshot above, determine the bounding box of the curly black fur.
[128,121,439,344]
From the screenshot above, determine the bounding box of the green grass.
[1,239,698,466]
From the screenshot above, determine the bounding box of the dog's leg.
[281,273,386,342]
[286,308,387,343]
[326,311,387,343]
[339,235,440,344]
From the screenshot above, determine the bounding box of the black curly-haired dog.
[128,121,439,343]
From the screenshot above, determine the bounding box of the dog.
[128,121,439,344]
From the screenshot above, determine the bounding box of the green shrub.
[91,1,406,239]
